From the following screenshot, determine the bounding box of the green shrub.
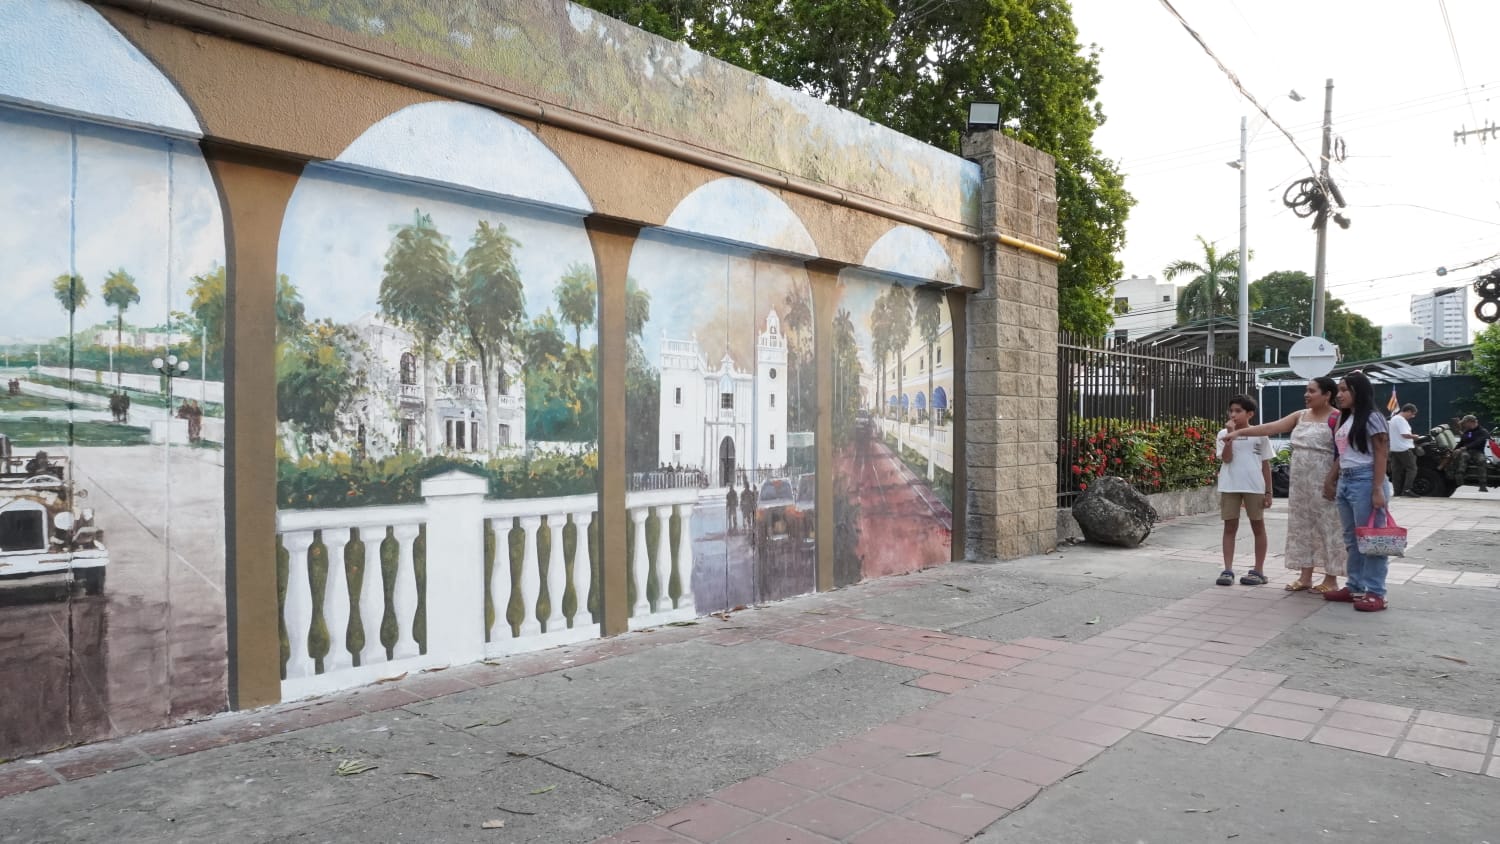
[278,449,598,510]
[1064,417,1220,495]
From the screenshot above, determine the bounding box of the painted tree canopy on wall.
[578,0,1133,337]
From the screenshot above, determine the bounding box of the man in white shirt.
[1387,403,1418,496]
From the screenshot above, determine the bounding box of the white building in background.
[657,309,787,486]
[1382,323,1425,357]
[1410,286,1469,346]
[1107,274,1177,343]
[343,314,525,459]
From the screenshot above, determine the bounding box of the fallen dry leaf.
[480,819,505,830]
[529,784,557,795]
[373,672,408,685]
[905,750,941,757]
[1433,655,1469,665]
[335,759,378,776]
[403,770,440,780]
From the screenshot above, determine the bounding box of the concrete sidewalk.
[3,495,1498,843]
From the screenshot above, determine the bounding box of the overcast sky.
[1072,0,1500,342]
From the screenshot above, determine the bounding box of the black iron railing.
[1057,333,1255,507]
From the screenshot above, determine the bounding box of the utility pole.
[1311,78,1333,338]
[1235,115,1249,363]
[1453,121,1499,145]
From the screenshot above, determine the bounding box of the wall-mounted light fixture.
[967,102,1001,132]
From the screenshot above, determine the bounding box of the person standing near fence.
[1325,371,1393,612]
[1226,377,1345,593]
[1387,403,1418,496]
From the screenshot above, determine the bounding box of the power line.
[1155,0,1321,181]
[1437,0,1482,133]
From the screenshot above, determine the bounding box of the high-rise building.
[1410,286,1469,346]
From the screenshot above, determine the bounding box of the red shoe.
[1322,587,1356,603]
[1354,594,1388,612]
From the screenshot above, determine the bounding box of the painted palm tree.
[832,308,861,445]
[555,264,596,354]
[101,268,140,388]
[883,285,912,452]
[379,210,456,455]
[457,220,526,456]
[1163,235,1242,362]
[913,288,942,480]
[52,273,89,382]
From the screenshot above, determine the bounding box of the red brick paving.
[8,563,1500,844]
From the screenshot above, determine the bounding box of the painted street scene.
[626,212,818,614]
[0,104,228,758]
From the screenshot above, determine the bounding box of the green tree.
[53,273,89,315]
[1471,322,1500,423]
[577,0,1133,336]
[379,210,456,455]
[53,273,89,381]
[277,320,363,451]
[913,287,941,479]
[1162,235,1248,362]
[880,285,912,451]
[1249,270,1380,361]
[101,268,140,387]
[456,220,526,455]
[832,307,862,446]
[555,263,597,353]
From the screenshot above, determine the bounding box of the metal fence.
[1057,333,1255,507]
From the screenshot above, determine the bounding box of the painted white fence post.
[391,523,422,659]
[570,511,593,627]
[320,527,352,670]
[420,470,490,665]
[355,526,384,666]
[517,515,543,637]
[629,506,650,617]
[653,505,673,611]
[485,517,508,640]
[282,531,316,679]
[674,502,695,612]
[544,515,567,632]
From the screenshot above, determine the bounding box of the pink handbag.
[1355,508,1407,557]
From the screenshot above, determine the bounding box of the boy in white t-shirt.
[1214,394,1274,586]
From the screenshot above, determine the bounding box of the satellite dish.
[1287,336,1339,379]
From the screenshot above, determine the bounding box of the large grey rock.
[1071,476,1157,547]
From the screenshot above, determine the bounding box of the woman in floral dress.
[1226,377,1345,591]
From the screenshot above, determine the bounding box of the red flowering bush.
[1064,417,1220,495]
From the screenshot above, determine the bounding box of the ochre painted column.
[961,132,1061,560]
[585,217,642,635]
[806,261,840,591]
[203,144,304,709]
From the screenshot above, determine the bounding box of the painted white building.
[1108,274,1177,342]
[657,309,787,485]
[344,314,525,458]
[1410,286,1468,346]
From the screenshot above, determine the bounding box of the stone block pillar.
[961,132,1061,560]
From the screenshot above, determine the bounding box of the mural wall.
[0,101,228,758]
[274,103,604,694]
[833,230,961,585]
[626,180,818,613]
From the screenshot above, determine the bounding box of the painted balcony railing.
[275,471,699,700]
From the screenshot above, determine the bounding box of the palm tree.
[913,288,942,480]
[53,272,88,374]
[379,210,456,455]
[883,286,913,452]
[456,220,526,456]
[555,264,597,354]
[1163,235,1241,362]
[101,269,139,388]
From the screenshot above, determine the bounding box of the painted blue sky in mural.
[0,109,224,343]
[279,168,597,343]
[280,103,598,339]
[0,0,200,138]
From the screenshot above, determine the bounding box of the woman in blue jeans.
[1323,371,1393,612]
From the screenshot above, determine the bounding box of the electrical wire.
[1155,0,1321,180]
[1437,0,1482,135]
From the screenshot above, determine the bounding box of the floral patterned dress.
[1285,410,1346,575]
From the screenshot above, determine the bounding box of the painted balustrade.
[274,470,701,699]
